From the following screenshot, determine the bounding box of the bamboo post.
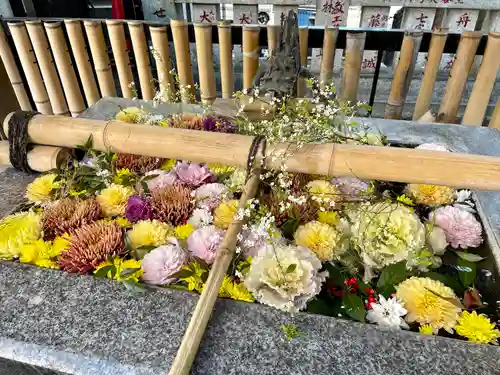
[168,169,261,375]
[217,22,233,99]
[489,98,500,129]
[0,25,32,111]
[385,31,423,120]
[170,20,194,103]
[462,32,500,126]
[64,20,100,106]
[193,24,216,105]
[128,21,155,100]
[149,25,175,102]
[8,22,52,114]
[438,31,481,124]
[0,141,71,172]
[24,21,68,116]
[106,20,134,99]
[242,25,260,91]
[297,27,309,97]
[267,24,279,56]
[341,32,365,104]
[417,109,437,123]
[44,22,86,117]
[412,29,448,120]
[319,26,338,88]
[84,21,117,97]
[7,112,500,191]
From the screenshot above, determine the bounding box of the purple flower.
[331,177,370,199]
[194,183,230,210]
[141,238,189,285]
[145,170,178,191]
[126,195,152,223]
[187,225,225,264]
[203,116,236,133]
[174,162,213,187]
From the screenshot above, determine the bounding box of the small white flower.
[366,295,408,329]
[188,208,213,228]
[453,189,476,213]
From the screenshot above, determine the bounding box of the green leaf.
[122,279,146,293]
[124,233,133,252]
[420,272,463,294]
[424,287,464,310]
[141,181,150,195]
[376,261,407,296]
[454,251,485,263]
[281,217,298,239]
[286,264,297,273]
[169,269,195,280]
[342,293,365,322]
[458,258,476,287]
[324,262,345,286]
[94,265,115,278]
[307,298,334,316]
[132,245,156,260]
[119,268,141,279]
[357,278,372,296]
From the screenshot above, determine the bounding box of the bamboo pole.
[168,169,261,375]
[385,31,423,120]
[438,31,481,124]
[128,21,154,100]
[106,20,134,99]
[150,25,175,102]
[462,32,500,126]
[319,26,338,88]
[0,24,32,111]
[84,21,117,97]
[417,109,438,124]
[297,27,309,97]
[267,24,279,56]
[6,112,500,191]
[44,22,86,117]
[0,141,71,172]
[217,22,233,99]
[413,29,448,120]
[341,32,365,104]
[170,20,194,103]
[242,25,260,91]
[64,20,100,106]
[24,21,68,116]
[8,22,52,114]
[194,24,216,105]
[490,97,500,129]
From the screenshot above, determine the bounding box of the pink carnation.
[416,143,449,152]
[141,238,189,285]
[194,183,230,210]
[145,170,178,191]
[186,225,225,264]
[174,162,213,187]
[429,206,483,249]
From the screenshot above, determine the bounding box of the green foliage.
[376,261,407,296]
[454,251,485,263]
[281,323,302,341]
[458,258,476,287]
[94,264,116,279]
[342,292,365,322]
[420,271,463,295]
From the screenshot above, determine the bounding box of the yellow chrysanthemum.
[113,168,134,185]
[115,106,146,123]
[419,324,434,335]
[219,275,255,302]
[294,220,344,261]
[456,311,500,344]
[0,211,42,260]
[174,224,195,240]
[208,163,236,176]
[214,200,239,229]
[406,184,455,206]
[94,257,143,282]
[19,235,70,269]
[96,184,134,217]
[306,180,340,205]
[317,211,339,226]
[396,277,461,333]
[26,173,59,204]
[115,217,133,229]
[127,220,171,249]
[160,159,177,171]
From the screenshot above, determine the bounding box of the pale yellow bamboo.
[489,97,500,129]
[7,112,500,191]
[267,24,279,56]
[150,25,175,102]
[385,31,423,120]
[44,22,86,117]
[320,26,338,87]
[217,22,233,99]
[243,25,260,90]
[413,29,448,120]
[168,169,261,375]
[462,32,500,126]
[341,32,365,103]
[417,109,437,124]
[297,27,309,97]
[438,31,481,124]
[194,24,216,105]
[25,21,68,116]
[0,25,31,111]
[128,21,154,100]
[106,20,134,99]
[0,141,71,172]
[84,21,117,97]
[8,22,52,114]
[170,20,194,103]
[64,20,100,106]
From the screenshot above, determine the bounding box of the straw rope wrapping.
[7,111,39,173]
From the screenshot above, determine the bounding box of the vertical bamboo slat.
[462,32,500,126]
[128,21,154,100]
[267,25,279,56]
[64,20,100,106]
[106,20,134,99]
[217,22,233,99]
[25,21,68,115]
[413,29,448,120]
[384,31,423,120]
[438,31,481,124]
[0,25,31,111]
[44,22,86,117]
[194,24,216,105]
[319,26,338,87]
[341,32,365,104]
[297,27,309,97]
[8,22,52,114]
[84,21,117,98]
[243,26,260,91]
[489,98,500,129]
[170,20,194,103]
[150,26,175,102]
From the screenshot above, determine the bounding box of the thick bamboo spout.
[4,112,500,190]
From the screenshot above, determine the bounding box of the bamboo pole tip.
[462,31,482,39]
[64,19,80,24]
[405,30,423,38]
[432,27,449,36]
[193,23,212,29]
[149,25,167,32]
[127,21,143,27]
[106,19,123,26]
[243,25,260,32]
[170,20,187,28]
[7,22,25,29]
[3,112,14,137]
[83,20,101,27]
[44,21,62,29]
[218,21,231,28]
[346,31,366,40]
[25,20,42,25]
[488,32,500,39]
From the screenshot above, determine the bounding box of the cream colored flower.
[294,221,345,261]
[407,184,455,206]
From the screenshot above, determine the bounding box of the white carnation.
[188,208,213,228]
[426,224,448,256]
